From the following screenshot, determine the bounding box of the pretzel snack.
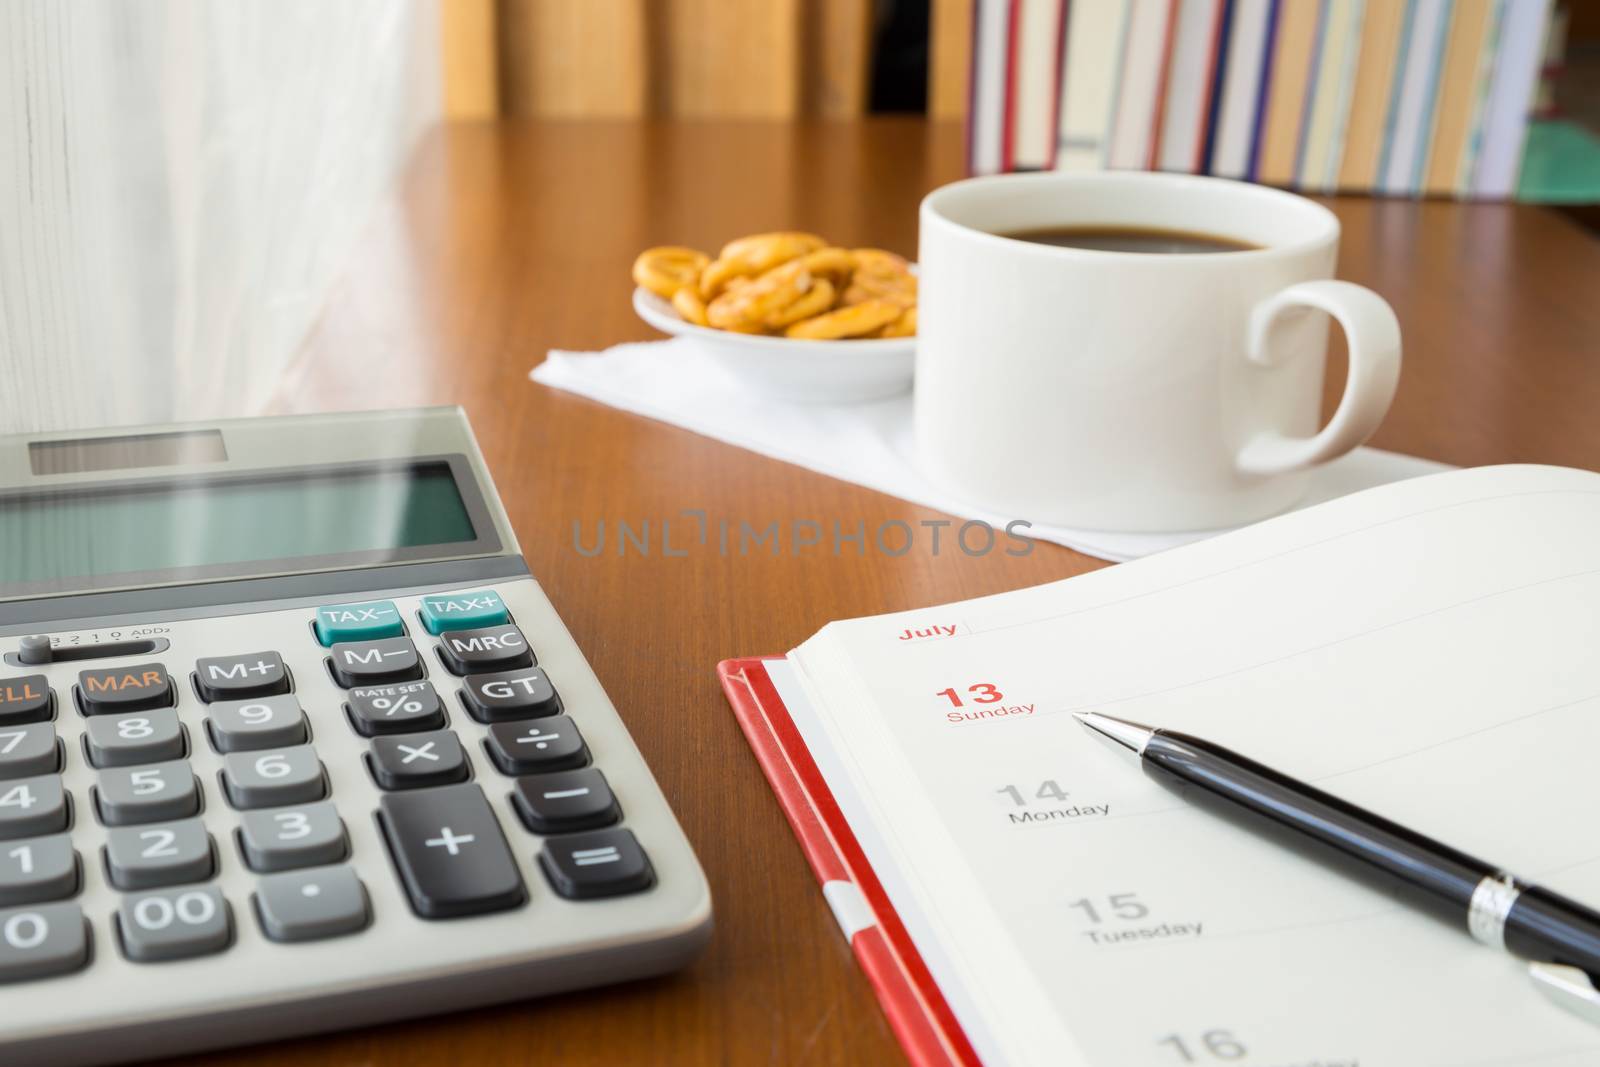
[634,231,915,340]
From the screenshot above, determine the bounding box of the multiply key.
[460,667,562,723]
[76,663,173,715]
[0,676,52,726]
[376,783,525,919]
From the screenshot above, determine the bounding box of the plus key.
[376,783,525,918]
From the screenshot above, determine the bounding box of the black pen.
[1074,711,1600,1025]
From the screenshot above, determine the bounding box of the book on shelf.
[965,0,1561,200]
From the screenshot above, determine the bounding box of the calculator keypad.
[0,723,60,778]
[0,577,678,1001]
[83,709,185,768]
[0,835,78,906]
[116,885,232,962]
[95,761,200,825]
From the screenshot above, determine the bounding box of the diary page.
[787,465,1600,1067]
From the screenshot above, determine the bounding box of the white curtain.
[0,0,439,434]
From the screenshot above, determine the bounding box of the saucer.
[631,288,915,404]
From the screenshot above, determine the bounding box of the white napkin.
[531,339,1452,562]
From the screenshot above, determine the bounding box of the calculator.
[0,408,712,1065]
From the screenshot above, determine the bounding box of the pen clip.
[1530,962,1600,1025]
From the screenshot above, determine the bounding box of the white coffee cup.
[916,172,1401,532]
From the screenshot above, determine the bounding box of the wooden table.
[186,119,1600,1066]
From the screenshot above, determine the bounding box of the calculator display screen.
[0,462,483,593]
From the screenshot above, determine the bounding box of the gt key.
[460,667,562,723]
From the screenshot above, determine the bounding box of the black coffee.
[1000,225,1259,254]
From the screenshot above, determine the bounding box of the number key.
[220,747,326,809]
[0,835,78,906]
[95,761,200,826]
[116,886,231,962]
[206,696,309,753]
[0,723,60,779]
[0,776,69,840]
[83,709,184,768]
[0,902,89,982]
[104,819,214,890]
[237,802,348,872]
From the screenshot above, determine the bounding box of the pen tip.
[1074,711,1156,755]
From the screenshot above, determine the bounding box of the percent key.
[346,682,446,737]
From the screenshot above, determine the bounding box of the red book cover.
[1001,0,1023,172]
[717,657,982,1067]
[1145,0,1183,170]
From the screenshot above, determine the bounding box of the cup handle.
[1235,279,1402,476]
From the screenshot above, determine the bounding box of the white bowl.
[632,287,915,404]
